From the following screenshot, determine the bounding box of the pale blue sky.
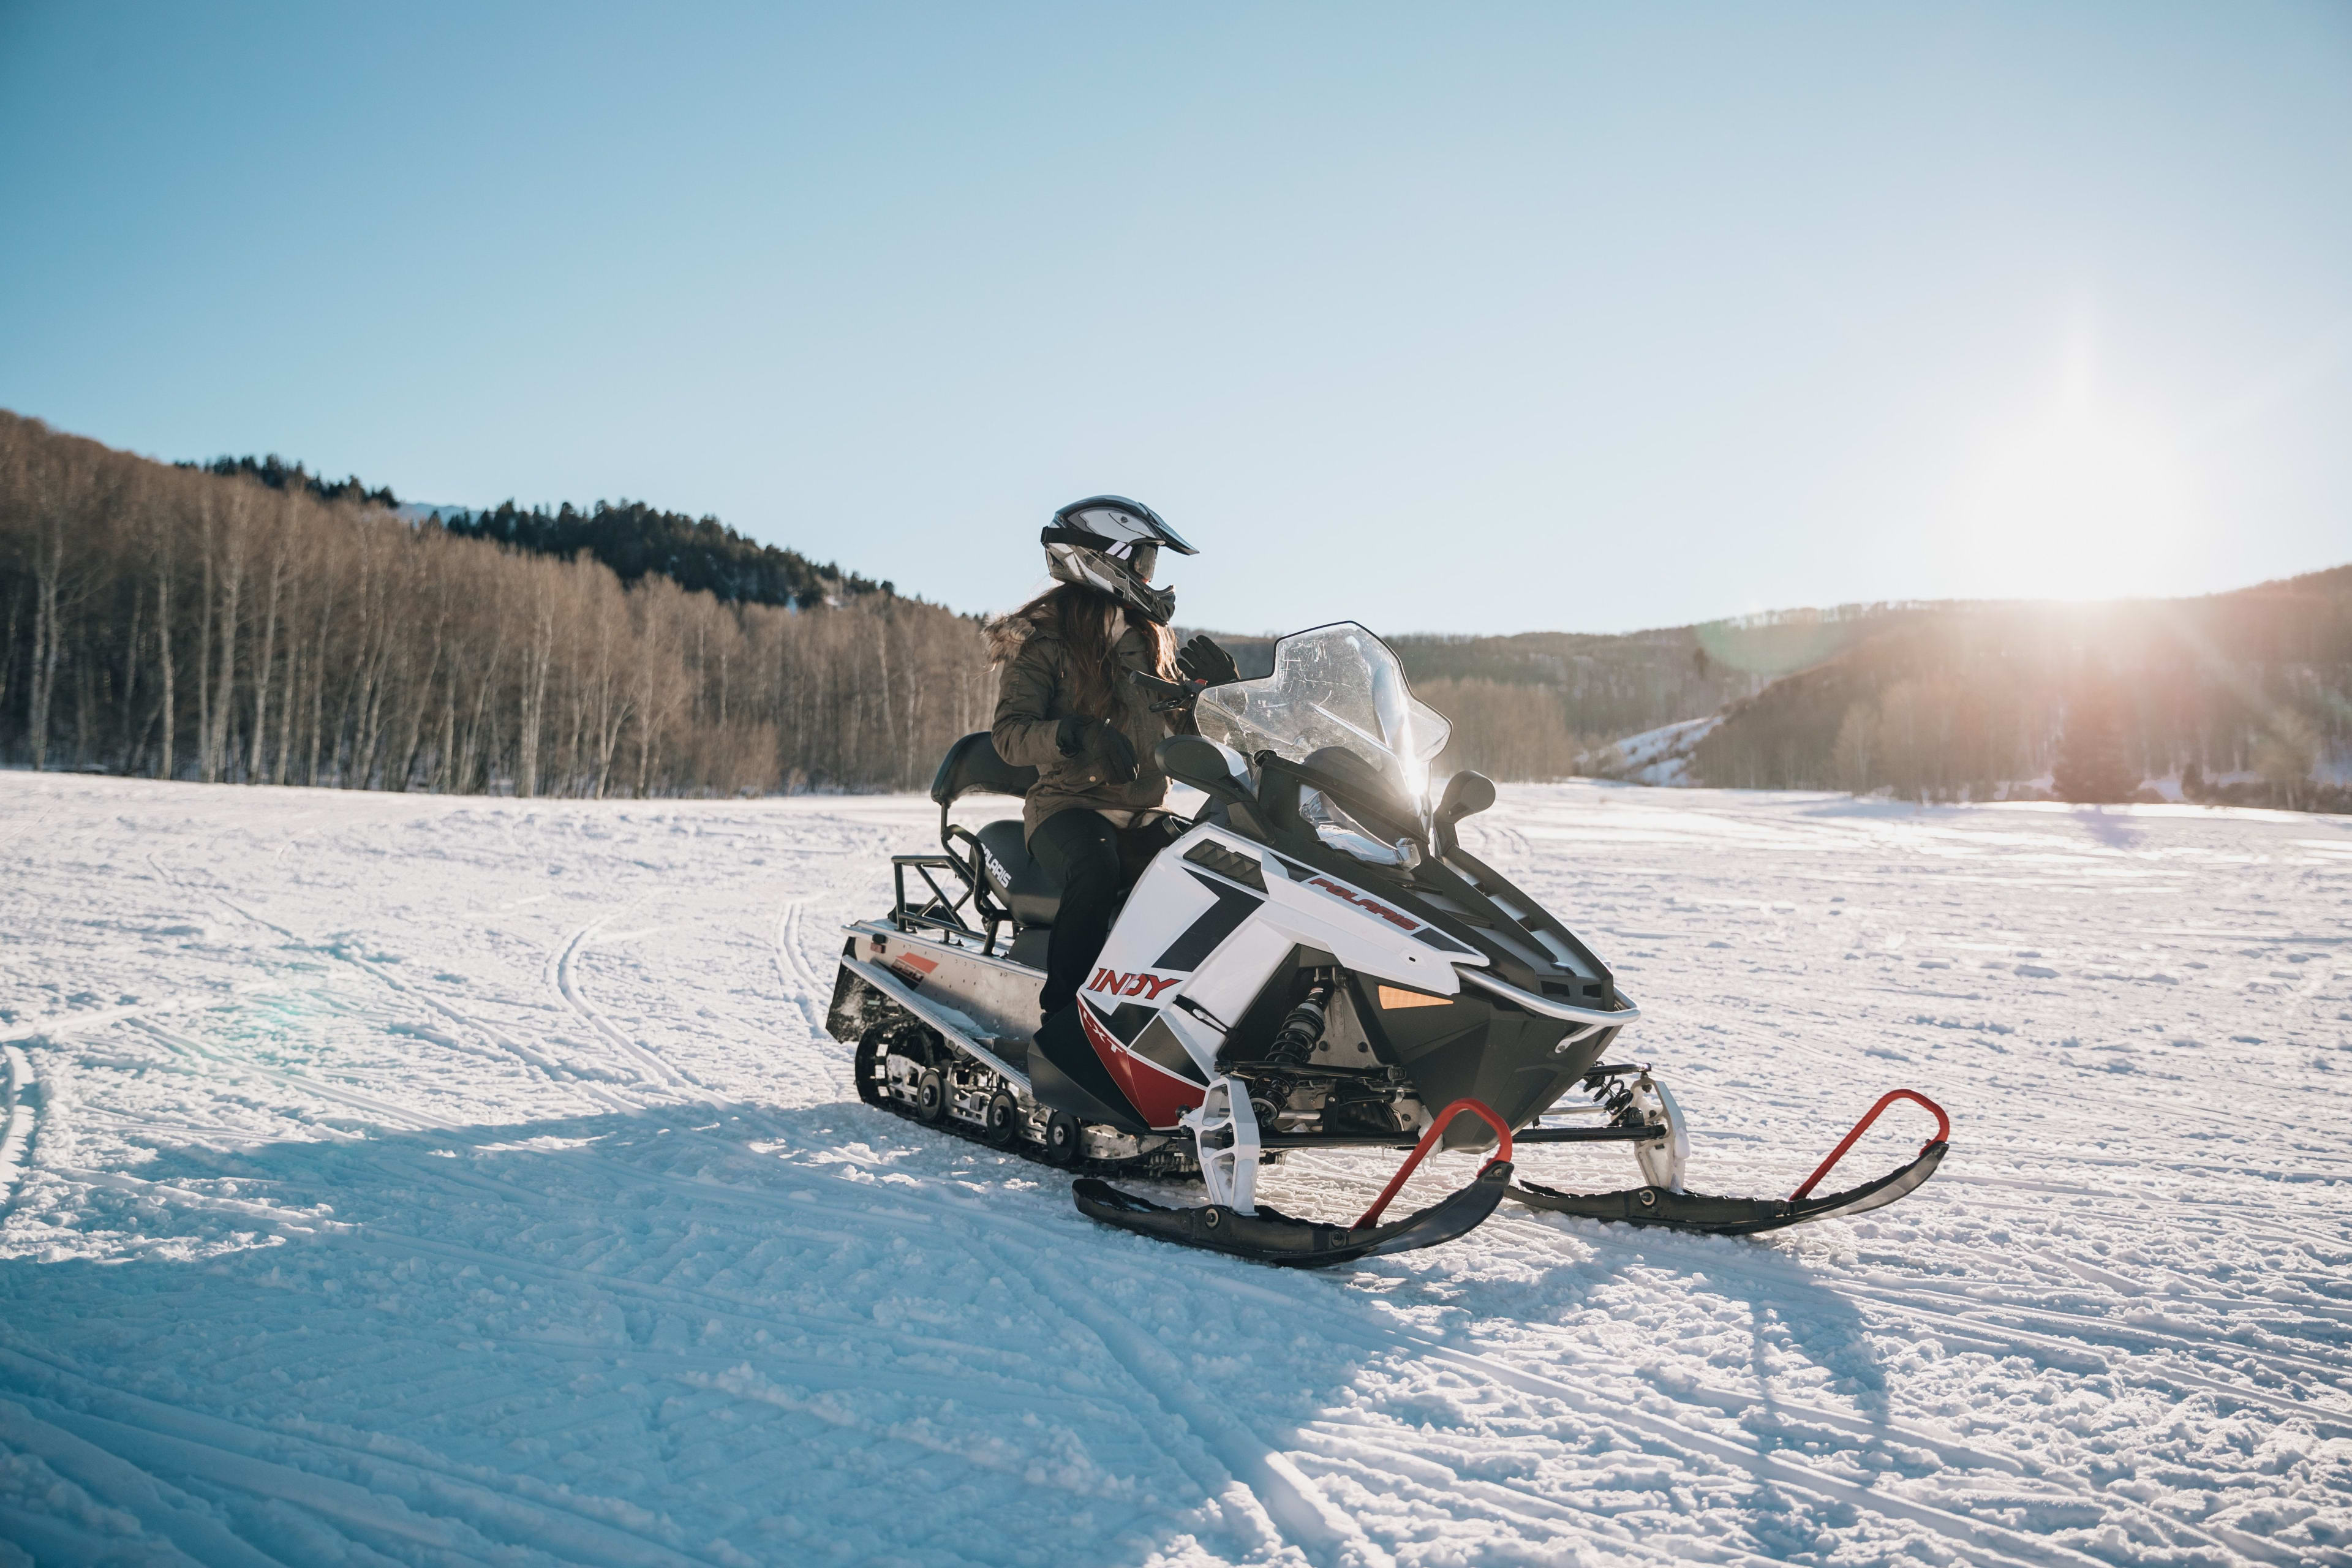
[3,3,2346,635]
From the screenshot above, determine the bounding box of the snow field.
[0,773,2347,1567]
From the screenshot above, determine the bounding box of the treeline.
[179,453,400,509]
[0,413,989,794]
[184,454,887,612]
[1687,575,2352,805]
[21,409,2346,807]
[1419,678,1582,780]
[442,499,886,611]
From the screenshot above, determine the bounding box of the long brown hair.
[989,582,1177,720]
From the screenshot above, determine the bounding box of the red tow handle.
[1789,1089,1950,1201]
[1355,1098,1512,1228]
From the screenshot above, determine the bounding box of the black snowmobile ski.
[1076,1161,1513,1267]
[1075,1098,1515,1267]
[1509,1090,1949,1237]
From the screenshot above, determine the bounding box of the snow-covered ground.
[2,774,2348,1568]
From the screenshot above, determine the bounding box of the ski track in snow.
[1,775,2347,1567]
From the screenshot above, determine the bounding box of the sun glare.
[1946,340,2197,601]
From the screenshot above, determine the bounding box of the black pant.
[1030,809,1178,1019]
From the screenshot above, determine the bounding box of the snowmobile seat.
[931,732,1057,930]
[973,818,1060,929]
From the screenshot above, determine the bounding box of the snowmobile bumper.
[1074,1159,1515,1267]
[1510,1088,1949,1237]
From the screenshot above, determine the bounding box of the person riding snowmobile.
[987,496,1240,1022]
[837,585,1952,1264]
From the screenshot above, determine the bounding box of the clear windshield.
[1195,623,1453,812]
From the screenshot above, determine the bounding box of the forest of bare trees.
[0,413,992,795]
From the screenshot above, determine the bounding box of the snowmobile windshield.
[1195,623,1452,827]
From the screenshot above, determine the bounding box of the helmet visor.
[1123,542,1159,583]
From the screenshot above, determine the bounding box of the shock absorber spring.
[1266,969,1338,1066]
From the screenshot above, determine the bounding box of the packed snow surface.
[2,774,2348,1567]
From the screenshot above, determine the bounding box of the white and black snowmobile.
[826,622,1948,1266]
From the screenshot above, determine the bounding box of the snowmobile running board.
[1511,1089,1950,1237]
[1076,1099,1517,1267]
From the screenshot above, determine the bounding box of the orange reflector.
[1377,984,1447,1010]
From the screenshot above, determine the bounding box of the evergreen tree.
[178,454,399,508]
[179,456,883,612]
[441,498,883,610]
[2052,676,2138,803]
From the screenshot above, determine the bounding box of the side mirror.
[1434,770,1495,850]
[1158,735,1264,838]
[1158,735,1248,798]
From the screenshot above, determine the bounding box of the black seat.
[973,819,1061,928]
[932,733,1058,929]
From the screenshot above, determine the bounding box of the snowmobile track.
[551,916,713,1100]
[0,1044,37,1212]
[851,1052,1205,1184]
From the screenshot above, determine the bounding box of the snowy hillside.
[2,774,2348,1566]
[1586,715,1722,786]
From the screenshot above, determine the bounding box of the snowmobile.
[826,622,1948,1266]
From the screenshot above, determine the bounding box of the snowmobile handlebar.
[1129,668,1208,714]
[1355,1098,1513,1228]
[1789,1088,1950,1201]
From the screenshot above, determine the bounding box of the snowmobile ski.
[1071,1163,1513,1267]
[1510,1089,1950,1236]
[1076,1099,1516,1267]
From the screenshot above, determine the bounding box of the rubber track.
[856,1039,1202,1184]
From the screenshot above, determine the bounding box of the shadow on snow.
[0,1097,1898,1567]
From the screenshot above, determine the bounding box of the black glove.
[1177,634,1240,688]
[1055,715,1139,785]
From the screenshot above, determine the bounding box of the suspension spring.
[1266,969,1338,1066]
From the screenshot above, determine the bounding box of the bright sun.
[1948,348,2196,601]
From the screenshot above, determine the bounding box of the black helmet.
[1042,495,1196,622]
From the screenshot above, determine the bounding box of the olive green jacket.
[992,620,1196,840]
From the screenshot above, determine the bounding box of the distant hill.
[1205,606,1957,786]
[1206,575,2352,813]
[1674,567,2352,809]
